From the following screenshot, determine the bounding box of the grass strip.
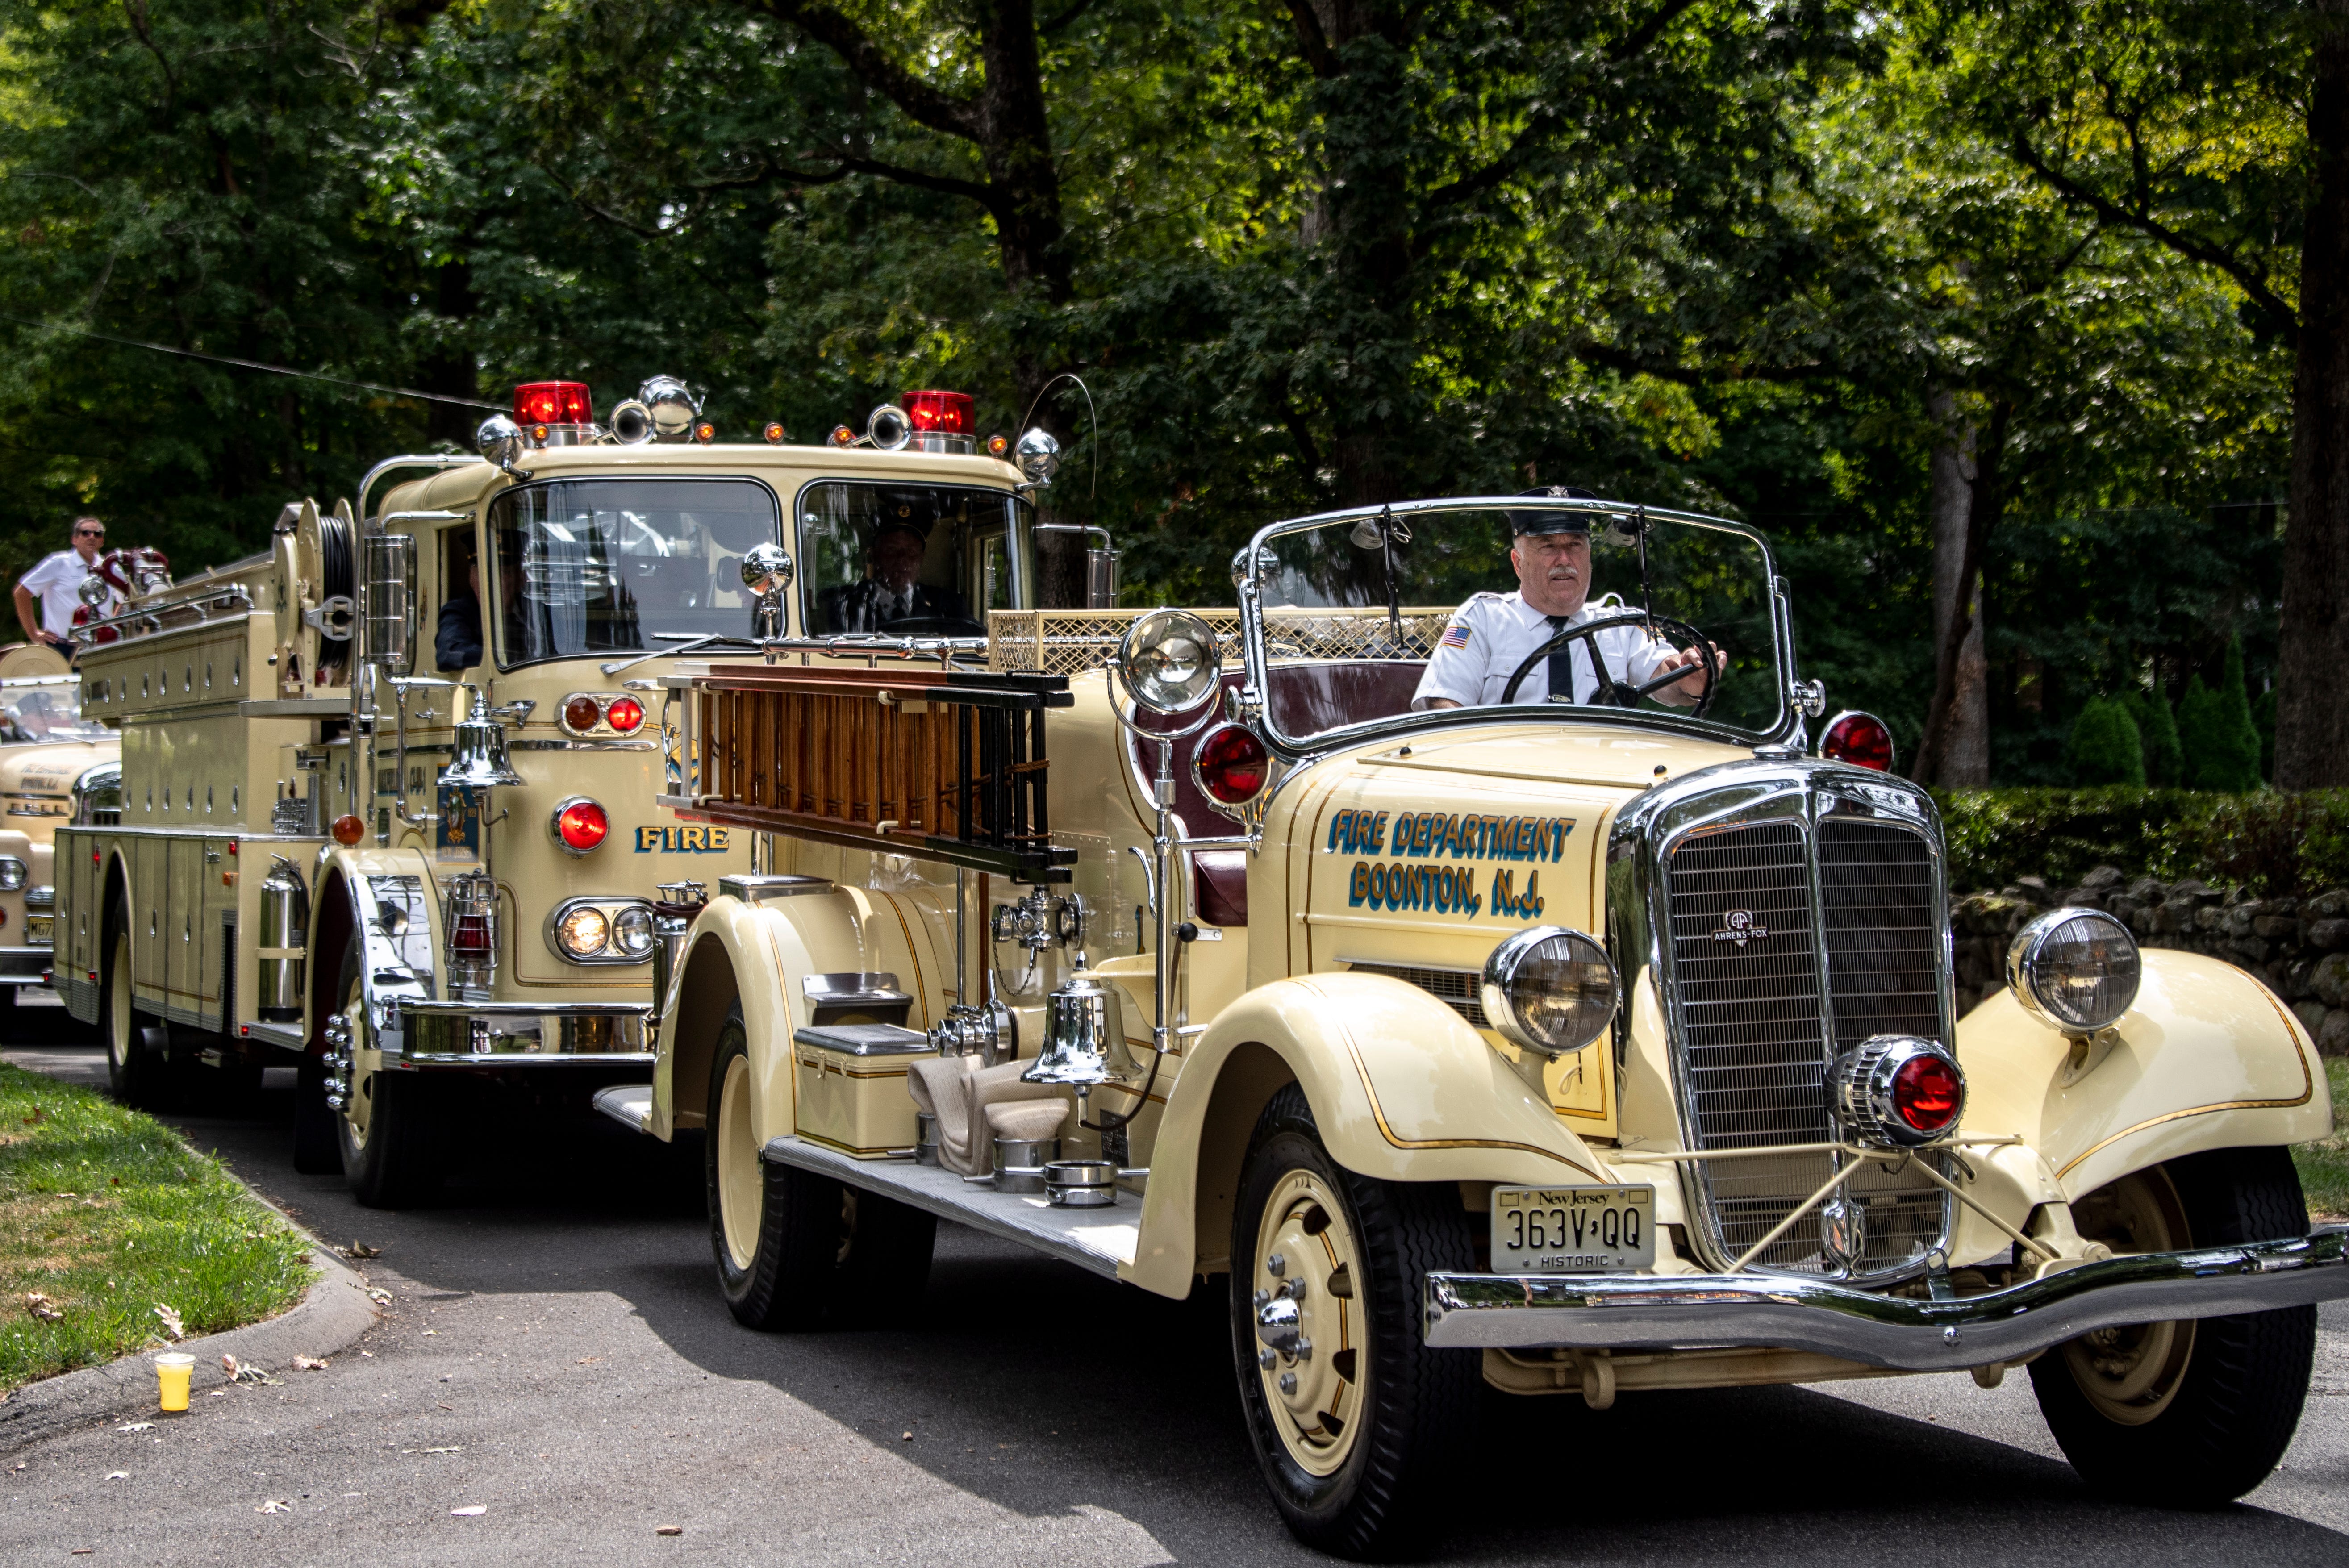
[2295,1056,2349,1222]
[0,1062,313,1394]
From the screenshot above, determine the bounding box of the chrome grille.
[1347,962,1487,1028]
[1660,802,1951,1280]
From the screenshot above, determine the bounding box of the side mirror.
[476,414,531,478]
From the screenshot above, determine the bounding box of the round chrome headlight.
[1831,1034,1965,1147]
[1479,926,1618,1059]
[555,905,611,959]
[2007,906,2140,1033]
[0,856,25,891]
[610,904,656,959]
[1117,609,1221,714]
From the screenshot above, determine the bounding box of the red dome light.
[1820,710,1896,772]
[513,380,593,425]
[1194,724,1271,807]
[901,390,974,435]
[1891,1052,1962,1137]
[331,813,365,846]
[605,696,645,733]
[555,798,609,852]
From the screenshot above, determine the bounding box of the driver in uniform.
[1413,487,1718,711]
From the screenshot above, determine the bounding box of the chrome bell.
[438,684,524,788]
[1021,955,1140,1087]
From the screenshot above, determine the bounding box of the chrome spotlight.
[1015,427,1060,487]
[476,414,529,476]
[1115,609,1222,715]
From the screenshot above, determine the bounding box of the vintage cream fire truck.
[52,377,1052,1205]
[0,648,117,1016]
[604,491,2346,1556]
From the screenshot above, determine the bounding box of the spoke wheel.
[1230,1084,1476,1560]
[2030,1146,2317,1505]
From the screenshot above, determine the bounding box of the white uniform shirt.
[1411,592,1681,710]
[17,550,108,636]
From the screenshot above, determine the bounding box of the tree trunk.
[1914,400,2010,785]
[1925,388,1990,785]
[2278,4,2349,788]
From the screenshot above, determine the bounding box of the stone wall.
[1951,867,2349,1057]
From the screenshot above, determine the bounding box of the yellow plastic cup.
[154,1352,196,1413]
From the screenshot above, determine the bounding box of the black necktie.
[1547,616,1576,701]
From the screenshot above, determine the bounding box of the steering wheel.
[1498,609,1721,718]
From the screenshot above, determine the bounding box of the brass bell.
[1021,955,1140,1088]
[438,684,524,788]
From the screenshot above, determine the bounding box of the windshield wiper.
[598,633,762,676]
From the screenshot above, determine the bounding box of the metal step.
[591,1083,655,1135]
[763,1135,1138,1280]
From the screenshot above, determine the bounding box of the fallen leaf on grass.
[257,1499,292,1514]
[365,1288,393,1305]
[24,1292,63,1322]
[21,1108,41,1126]
[656,1526,684,1536]
[292,1355,328,1371]
[342,1240,381,1259]
[153,1304,184,1341]
[450,1505,486,1517]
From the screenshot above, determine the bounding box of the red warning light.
[513,381,594,425]
[901,391,974,436]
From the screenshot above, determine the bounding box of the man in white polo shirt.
[1413,488,1718,711]
[13,516,112,654]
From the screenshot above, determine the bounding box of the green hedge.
[1932,788,2349,897]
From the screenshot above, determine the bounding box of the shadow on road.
[9,1034,2345,1565]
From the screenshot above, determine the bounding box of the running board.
[764,1135,1137,1281]
[591,1084,655,1135]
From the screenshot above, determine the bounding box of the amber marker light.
[330,814,365,846]
[694,420,716,443]
[563,694,602,732]
[763,421,787,445]
[986,433,1010,458]
[829,425,856,447]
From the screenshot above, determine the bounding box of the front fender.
[320,845,442,1055]
[649,884,899,1144]
[1129,972,1614,1297]
[1960,947,2330,1202]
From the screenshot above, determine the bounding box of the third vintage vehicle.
[0,655,117,1016]
[601,491,2345,1556]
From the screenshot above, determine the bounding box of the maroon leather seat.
[1129,661,1426,929]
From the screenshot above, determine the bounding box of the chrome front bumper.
[1423,1226,2349,1372]
[393,1001,655,1066]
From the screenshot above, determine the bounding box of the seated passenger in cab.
[436,535,483,673]
[1414,488,1718,711]
[817,522,968,634]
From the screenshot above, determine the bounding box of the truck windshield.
[796,482,1033,638]
[1239,498,1788,748]
[488,478,781,668]
[0,678,104,744]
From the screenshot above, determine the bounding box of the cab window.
[797,483,1033,638]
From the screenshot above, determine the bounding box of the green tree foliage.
[2127,685,2183,786]
[2068,696,2145,785]
[2218,635,2264,789]
[2177,662,2261,792]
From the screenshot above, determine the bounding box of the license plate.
[23,915,52,945]
[1490,1185,1654,1274]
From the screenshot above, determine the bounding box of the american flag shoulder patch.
[1439,622,1472,651]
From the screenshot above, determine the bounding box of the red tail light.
[514,380,593,425]
[554,798,609,853]
[1820,710,1895,772]
[901,391,974,435]
[1193,723,1271,806]
[1891,1053,1962,1136]
[605,697,645,734]
[452,908,492,955]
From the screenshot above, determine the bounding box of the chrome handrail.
[70,584,254,647]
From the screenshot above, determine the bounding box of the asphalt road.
[4,999,2346,1566]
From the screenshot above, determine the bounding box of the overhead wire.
[0,310,503,410]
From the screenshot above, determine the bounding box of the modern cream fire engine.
[605,491,2347,1557]
[53,377,1049,1207]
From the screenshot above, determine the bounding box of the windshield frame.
[485,472,786,674]
[0,673,104,745]
[1235,495,1801,760]
[788,474,1036,646]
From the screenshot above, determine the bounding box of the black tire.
[333,943,442,1208]
[705,1013,934,1330]
[99,904,171,1108]
[1230,1084,1477,1560]
[292,1052,341,1174]
[2030,1145,2317,1505]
